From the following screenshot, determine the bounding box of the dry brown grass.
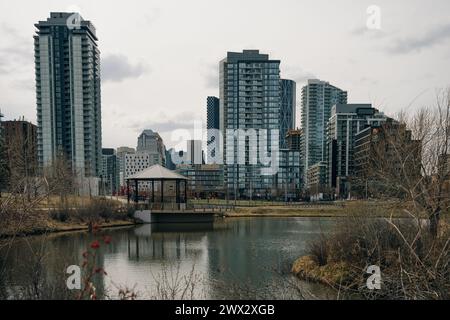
[228,201,410,218]
[293,208,450,299]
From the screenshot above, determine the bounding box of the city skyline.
[1,0,450,151]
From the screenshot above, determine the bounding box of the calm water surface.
[0,217,338,299]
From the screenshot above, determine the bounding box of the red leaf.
[90,240,100,249]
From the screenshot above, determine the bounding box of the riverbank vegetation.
[0,152,135,238]
[0,192,134,238]
[293,92,450,299]
[292,211,449,299]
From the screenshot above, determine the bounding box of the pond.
[0,217,339,300]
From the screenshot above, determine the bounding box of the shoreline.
[224,212,412,218]
[0,220,137,240]
[1,201,428,239]
[224,213,348,218]
[291,256,353,289]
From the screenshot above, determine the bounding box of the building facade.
[136,129,166,166]
[125,152,160,180]
[353,119,421,198]
[280,79,296,149]
[101,148,119,195]
[327,104,387,198]
[286,129,302,151]
[187,140,203,165]
[220,50,281,199]
[116,146,135,187]
[307,161,328,201]
[207,96,220,164]
[176,164,224,197]
[117,147,135,173]
[301,79,347,184]
[35,12,102,178]
[125,130,166,180]
[276,149,302,200]
[1,120,38,180]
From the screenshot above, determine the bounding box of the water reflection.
[0,218,338,300]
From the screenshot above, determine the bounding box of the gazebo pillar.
[127,179,130,204]
[161,180,164,210]
[176,180,180,210]
[152,180,155,203]
[184,180,187,204]
[134,179,139,204]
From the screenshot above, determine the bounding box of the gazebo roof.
[127,164,188,180]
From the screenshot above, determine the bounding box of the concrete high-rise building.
[327,104,387,198]
[35,13,102,179]
[280,79,296,148]
[125,130,166,180]
[301,79,347,184]
[207,96,220,163]
[136,129,166,166]
[220,50,281,198]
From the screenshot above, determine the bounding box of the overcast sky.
[1,0,450,150]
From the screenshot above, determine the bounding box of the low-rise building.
[176,164,224,198]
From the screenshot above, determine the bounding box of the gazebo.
[126,164,189,210]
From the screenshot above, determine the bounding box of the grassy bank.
[292,256,353,287]
[226,201,413,218]
[227,205,346,217]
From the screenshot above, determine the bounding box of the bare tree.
[43,151,76,218]
[355,89,450,237]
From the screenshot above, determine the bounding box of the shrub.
[303,207,450,299]
[49,209,69,222]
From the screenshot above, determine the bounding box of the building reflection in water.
[126,223,214,261]
[2,218,338,299]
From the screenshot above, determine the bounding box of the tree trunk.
[429,208,440,238]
